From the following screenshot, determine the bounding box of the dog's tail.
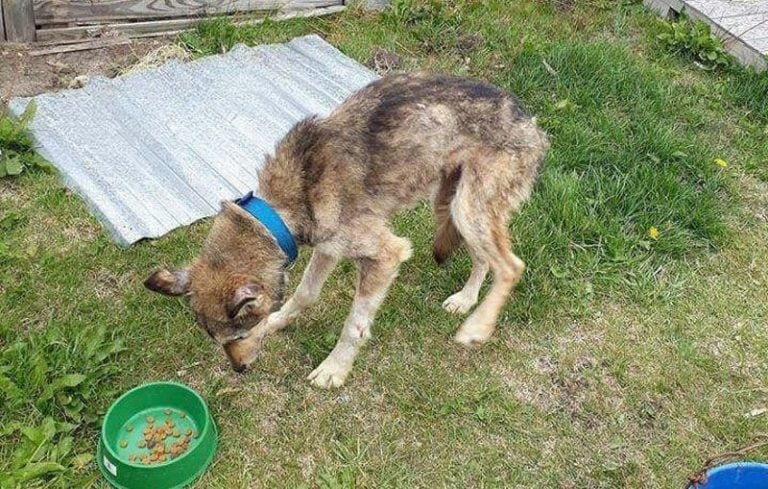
[433,165,463,265]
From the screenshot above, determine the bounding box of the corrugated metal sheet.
[9,35,379,246]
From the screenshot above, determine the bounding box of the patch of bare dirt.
[88,267,137,300]
[0,178,29,203]
[297,453,316,481]
[1,39,171,101]
[455,32,484,56]
[549,0,575,11]
[367,47,401,74]
[739,173,768,224]
[22,213,102,256]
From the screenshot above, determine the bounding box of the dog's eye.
[230,299,263,320]
[232,329,250,341]
[228,299,250,319]
[234,310,261,327]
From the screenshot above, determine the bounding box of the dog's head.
[144,202,287,372]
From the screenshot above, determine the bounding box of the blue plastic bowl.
[689,462,768,489]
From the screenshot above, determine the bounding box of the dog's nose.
[231,363,247,373]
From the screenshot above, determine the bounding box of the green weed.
[178,15,321,56]
[0,103,53,178]
[0,325,124,487]
[657,15,734,69]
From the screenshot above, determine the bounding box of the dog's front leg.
[308,234,412,388]
[253,250,339,339]
[228,251,339,370]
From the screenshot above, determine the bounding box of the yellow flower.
[648,226,660,240]
[714,158,728,168]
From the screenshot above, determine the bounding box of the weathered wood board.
[34,4,343,41]
[30,36,129,54]
[33,0,339,26]
[3,0,36,41]
[1,0,6,40]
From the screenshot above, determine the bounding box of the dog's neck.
[258,190,308,245]
[256,118,321,245]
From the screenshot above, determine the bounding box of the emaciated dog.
[145,73,549,388]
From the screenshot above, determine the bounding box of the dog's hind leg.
[449,160,528,345]
[308,223,412,388]
[454,215,524,345]
[432,165,463,265]
[442,247,488,315]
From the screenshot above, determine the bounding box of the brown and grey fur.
[145,73,549,388]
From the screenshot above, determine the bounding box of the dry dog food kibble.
[124,413,196,464]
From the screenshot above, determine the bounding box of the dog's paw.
[266,310,294,331]
[307,357,351,389]
[454,322,494,346]
[442,291,477,315]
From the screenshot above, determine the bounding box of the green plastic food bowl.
[97,382,217,489]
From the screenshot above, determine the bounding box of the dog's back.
[282,73,548,253]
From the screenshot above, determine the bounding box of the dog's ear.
[227,283,265,319]
[144,268,191,296]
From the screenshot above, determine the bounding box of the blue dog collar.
[236,191,298,265]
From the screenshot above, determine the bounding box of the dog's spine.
[432,165,463,265]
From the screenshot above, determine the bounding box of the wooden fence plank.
[30,36,130,54]
[3,0,36,41]
[1,0,6,40]
[33,0,340,26]
[35,4,344,42]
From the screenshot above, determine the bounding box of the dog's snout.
[223,331,262,374]
[224,339,254,373]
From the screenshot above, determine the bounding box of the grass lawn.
[2,0,768,487]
